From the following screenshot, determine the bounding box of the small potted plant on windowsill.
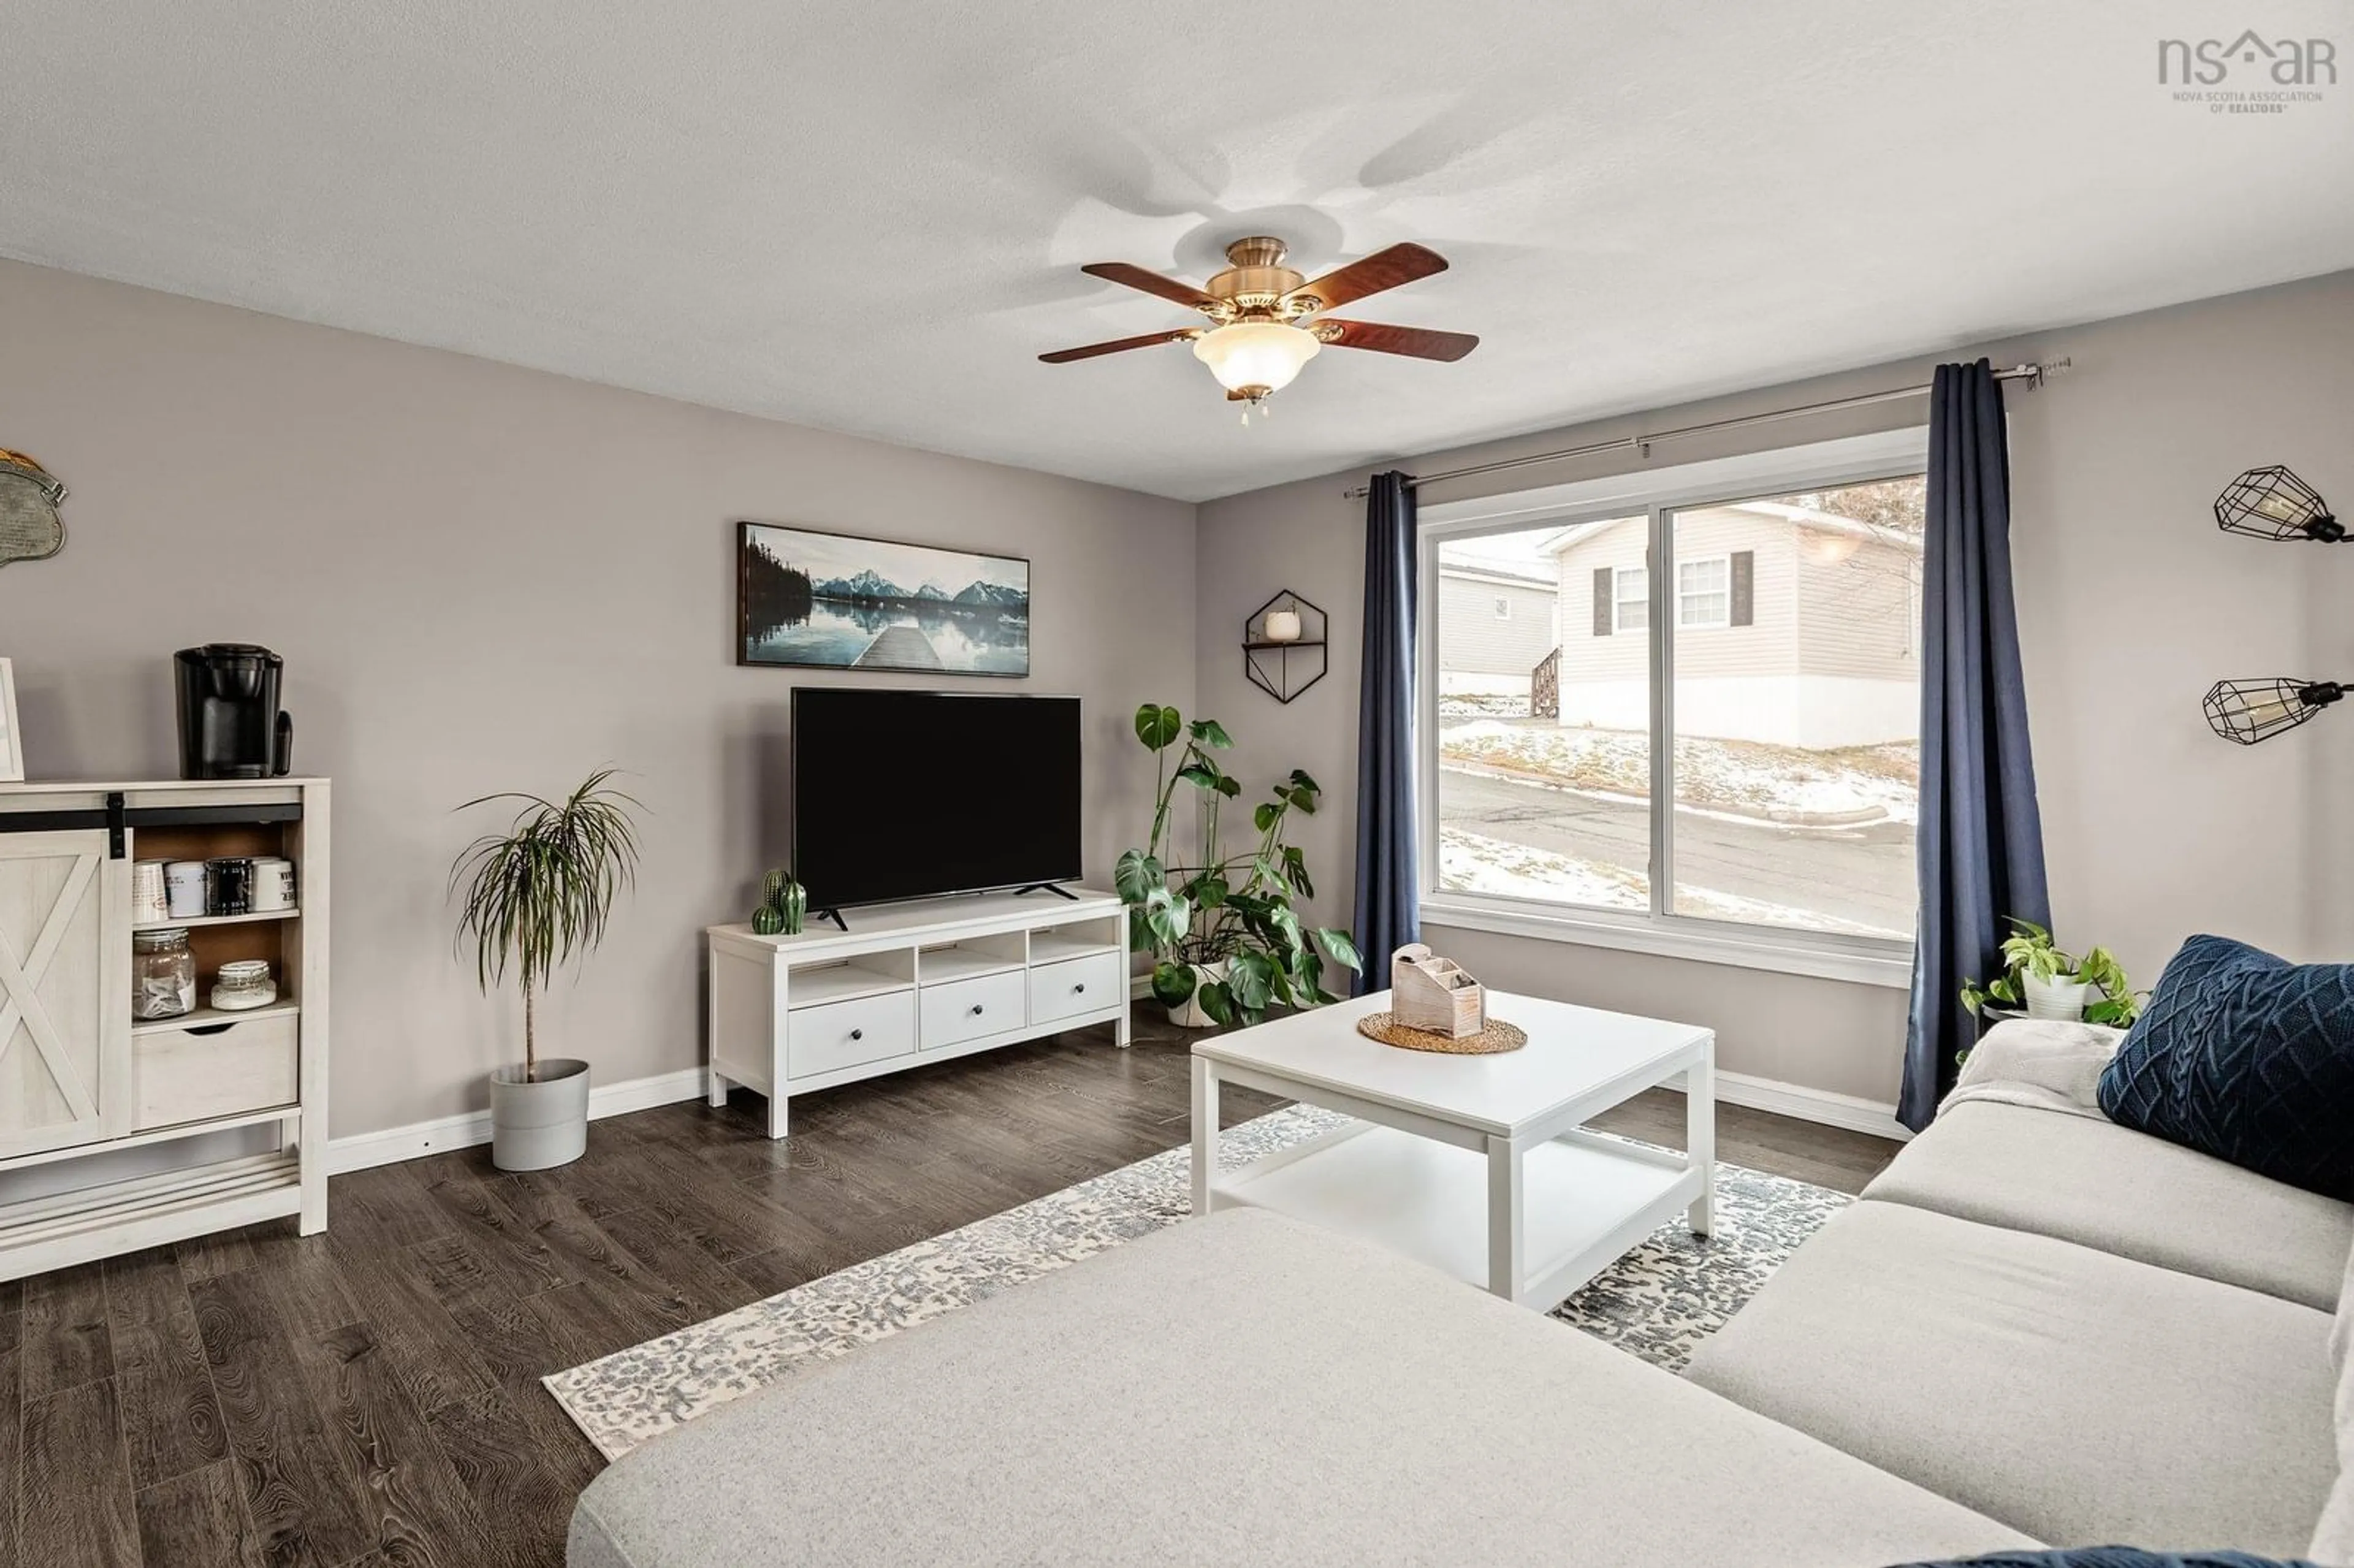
[1962,918,2141,1027]
[450,770,642,1171]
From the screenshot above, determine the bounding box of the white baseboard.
[1680,1070,1911,1143]
[1125,973,1910,1144]
[327,1067,709,1174]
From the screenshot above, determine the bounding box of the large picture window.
[1420,431,1928,981]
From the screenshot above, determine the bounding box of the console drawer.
[134,1011,299,1132]
[920,970,1026,1051]
[788,991,915,1079]
[1029,951,1122,1026]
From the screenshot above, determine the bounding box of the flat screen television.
[791,688,1083,912]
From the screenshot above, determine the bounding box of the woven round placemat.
[1356,1011,1528,1055]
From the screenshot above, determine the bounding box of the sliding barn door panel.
[0,830,131,1160]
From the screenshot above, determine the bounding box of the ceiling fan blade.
[1287,243,1449,311]
[1080,262,1216,310]
[1038,327,1203,365]
[1316,319,1479,362]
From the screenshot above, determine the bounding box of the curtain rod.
[1339,359,2069,500]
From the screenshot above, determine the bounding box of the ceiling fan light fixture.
[1192,321,1320,400]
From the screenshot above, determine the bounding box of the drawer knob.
[849,1028,864,1041]
[1074,983,1086,994]
[970,1003,985,1015]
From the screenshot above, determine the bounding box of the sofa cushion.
[1683,1201,2337,1556]
[569,1208,2033,1568]
[2314,1241,2354,1566]
[1892,1555,2312,1568]
[2098,935,2354,1200]
[1864,1099,2353,1311]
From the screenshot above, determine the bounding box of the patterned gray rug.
[545,1105,1849,1460]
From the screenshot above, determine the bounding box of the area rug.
[544,1105,1849,1460]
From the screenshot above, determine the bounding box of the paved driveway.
[1437,767,1915,934]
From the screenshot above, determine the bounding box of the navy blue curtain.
[1351,471,1419,994]
[1900,360,2051,1130]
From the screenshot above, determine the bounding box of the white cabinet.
[707,889,1129,1138]
[0,829,130,1160]
[0,780,330,1283]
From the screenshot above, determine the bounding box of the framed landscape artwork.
[737,523,1031,676]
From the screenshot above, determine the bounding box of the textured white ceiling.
[6,2,2351,501]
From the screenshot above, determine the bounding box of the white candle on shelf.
[1263,609,1303,643]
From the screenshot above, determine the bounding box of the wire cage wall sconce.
[2204,678,2346,745]
[2215,466,2341,542]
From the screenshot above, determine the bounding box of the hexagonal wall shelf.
[1243,589,1328,704]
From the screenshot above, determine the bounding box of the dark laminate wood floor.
[1,1016,1899,1568]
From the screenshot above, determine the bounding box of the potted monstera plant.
[1117,703,1361,1029]
[450,770,642,1170]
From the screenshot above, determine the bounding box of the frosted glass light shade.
[1193,322,1320,395]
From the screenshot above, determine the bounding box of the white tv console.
[705,887,1129,1137]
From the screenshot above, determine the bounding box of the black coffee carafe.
[173,644,294,779]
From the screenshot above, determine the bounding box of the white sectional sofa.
[1688,1098,2349,1556]
[569,1092,2353,1567]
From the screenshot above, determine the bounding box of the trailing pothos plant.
[1116,703,1362,1027]
[1960,916,2143,1027]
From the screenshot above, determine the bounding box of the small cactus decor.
[750,868,806,937]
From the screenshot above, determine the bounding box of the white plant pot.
[2022,973,2093,1022]
[1166,962,1231,1029]
[489,1057,590,1171]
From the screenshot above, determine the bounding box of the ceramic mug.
[131,859,171,924]
[205,857,253,917]
[248,857,296,913]
[164,860,208,919]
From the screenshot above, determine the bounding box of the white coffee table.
[1192,990,1714,1311]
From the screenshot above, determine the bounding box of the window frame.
[1676,554,1732,630]
[1417,427,1930,989]
[1610,563,1649,634]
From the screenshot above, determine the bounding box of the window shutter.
[1592,568,1613,636]
[1730,551,1754,627]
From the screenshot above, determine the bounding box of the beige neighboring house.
[1542,502,1921,748]
[1435,560,1559,696]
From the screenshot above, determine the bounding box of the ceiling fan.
[1040,237,1477,419]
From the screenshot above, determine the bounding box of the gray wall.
[1197,269,2354,1107]
[7,255,2345,1132]
[0,259,1197,1138]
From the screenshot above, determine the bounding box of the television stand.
[807,907,850,932]
[1013,882,1080,901]
[706,888,1130,1138]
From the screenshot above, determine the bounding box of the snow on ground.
[1438,828,1648,910]
[1437,691,1531,720]
[1440,720,1918,825]
[1438,828,1906,940]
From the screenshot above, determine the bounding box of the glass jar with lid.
[132,928,197,1020]
[210,959,278,1013]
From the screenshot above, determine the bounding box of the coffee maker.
[173,644,294,779]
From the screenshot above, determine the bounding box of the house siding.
[1549,510,1800,685]
[1437,571,1556,677]
[1546,508,1918,745]
[1794,540,1921,681]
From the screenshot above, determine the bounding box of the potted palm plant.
[1117,704,1360,1028]
[450,770,642,1171]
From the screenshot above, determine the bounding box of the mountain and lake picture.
[738,522,1030,675]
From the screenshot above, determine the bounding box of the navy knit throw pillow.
[2097,935,2354,1200]
[1883,1544,2307,1553]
